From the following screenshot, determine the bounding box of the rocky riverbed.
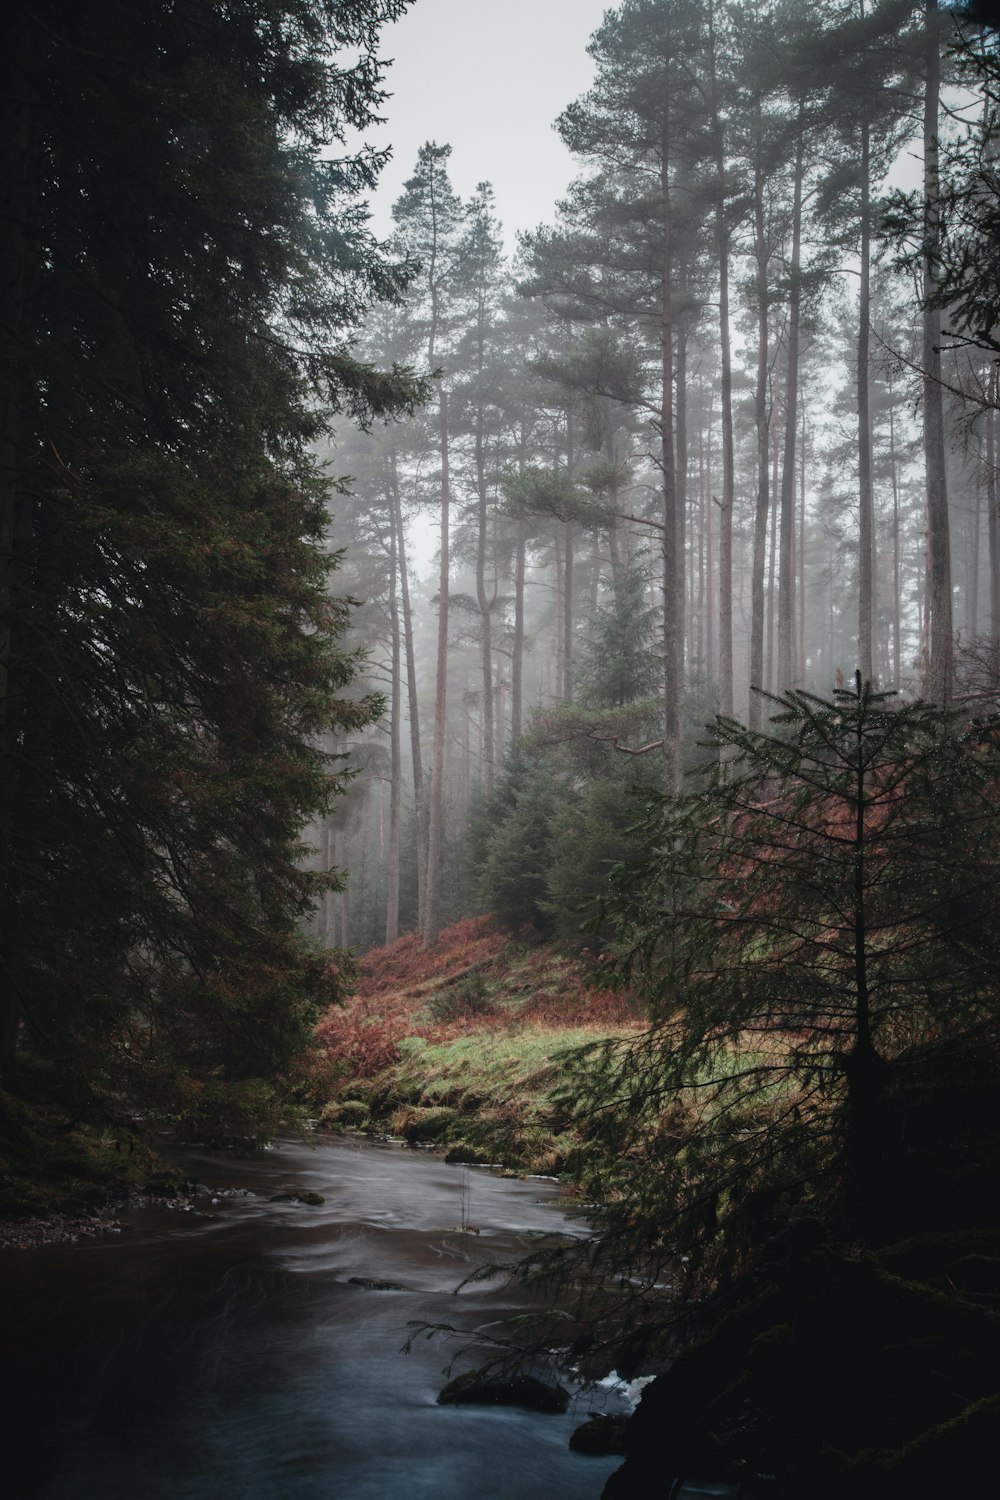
[0,1183,260,1251]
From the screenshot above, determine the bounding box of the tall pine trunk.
[858,118,877,686]
[385,513,401,945]
[778,102,804,694]
[475,406,494,791]
[511,508,526,742]
[563,520,574,704]
[705,383,716,683]
[422,389,450,947]
[888,378,903,689]
[553,532,564,701]
[922,0,953,703]
[660,128,682,794]
[749,140,770,730]
[799,400,808,684]
[708,0,735,723]
[390,454,425,933]
[988,367,999,671]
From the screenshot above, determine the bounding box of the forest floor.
[313,915,643,1173]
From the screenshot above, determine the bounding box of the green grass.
[335,1025,611,1174]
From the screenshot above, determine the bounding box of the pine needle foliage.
[0,0,423,1139]
[551,677,1000,1343]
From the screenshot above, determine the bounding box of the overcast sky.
[362,0,612,247]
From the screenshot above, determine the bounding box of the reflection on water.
[3,1137,626,1500]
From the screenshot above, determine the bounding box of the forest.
[2,1,1000,1497]
[322,0,1000,958]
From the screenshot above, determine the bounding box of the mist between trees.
[313,0,1000,959]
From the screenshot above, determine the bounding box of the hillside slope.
[314,916,640,1172]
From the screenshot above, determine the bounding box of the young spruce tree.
[565,676,1000,1304]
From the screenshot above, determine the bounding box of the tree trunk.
[706,385,716,684]
[697,391,707,677]
[385,513,401,945]
[553,531,564,702]
[422,389,450,947]
[606,411,623,586]
[988,367,999,672]
[475,406,494,791]
[660,129,682,794]
[968,473,981,640]
[858,118,877,686]
[799,400,808,684]
[512,508,526,742]
[887,376,902,689]
[749,142,770,730]
[390,453,425,933]
[778,102,804,694]
[563,411,576,705]
[563,521,574,704]
[922,0,953,704]
[495,659,505,769]
[766,349,781,696]
[708,0,735,723]
[676,285,689,697]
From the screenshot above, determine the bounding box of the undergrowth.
[313,915,641,1172]
[0,1059,172,1215]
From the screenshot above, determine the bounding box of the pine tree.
[392,142,466,947]
[570,677,1000,1285]
[0,1,419,1115]
[549,0,713,789]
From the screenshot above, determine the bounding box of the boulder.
[570,1414,630,1456]
[437,1369,570,1414]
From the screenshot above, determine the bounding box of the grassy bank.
[314,916,641,1173]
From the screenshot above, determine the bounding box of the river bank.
[315,916,642,1172]
[0,1190,187,1251]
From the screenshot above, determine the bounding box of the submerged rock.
[437,1369,570,1414]
[269,1190,325,1205]
[348,1276,406,1291]
[570,1414,630,1456]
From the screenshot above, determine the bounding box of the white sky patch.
[362,0,610,246]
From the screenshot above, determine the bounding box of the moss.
[320,1098,370,1131]
[356,1026,611,1170]
[390,1105,459,1143]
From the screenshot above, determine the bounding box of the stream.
[3,1135,632,1500]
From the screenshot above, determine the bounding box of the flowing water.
[3,1135,631,1500]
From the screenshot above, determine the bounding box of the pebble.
[0,1185,256,1252]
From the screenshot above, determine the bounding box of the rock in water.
[569,1415,630,1456]
[437,1370,570,1414]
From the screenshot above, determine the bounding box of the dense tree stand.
[0,1,418,1138]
